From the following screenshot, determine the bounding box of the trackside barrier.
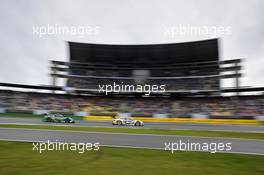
[84,116,113,121]
[74,112,89,117]
[153,113,169,118]
[118,113,131,118]
[0,108,6,113]
[83,116,260,125]
[255,116,264,121]
[190,113,208,119]
[33,110,49,115]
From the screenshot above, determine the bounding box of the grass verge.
[0,124,264,140]
[0,141,263,175]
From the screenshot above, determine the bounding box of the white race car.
[112,117,144,126]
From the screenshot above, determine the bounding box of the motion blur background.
[0,0,264,121]
[0,0,264,87]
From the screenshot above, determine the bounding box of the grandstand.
[50,39,242,95]
[1,39,264,119]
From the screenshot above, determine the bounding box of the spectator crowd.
[0,90,263,118]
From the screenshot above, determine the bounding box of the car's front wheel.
[117,121,122,125]
[135,121,141,126]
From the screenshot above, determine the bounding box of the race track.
[0,117,263,133]
[0,128,264,155]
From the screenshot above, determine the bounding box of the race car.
[112,117,144,126]
[42,114,75,123]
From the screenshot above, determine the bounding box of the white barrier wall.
[153,113,169,118]
[0,108,6,113]
[190,113,209,119]
[117,113,131,118]
[33,110,49,115]
[74,112,89,117]
[255,116,264,121]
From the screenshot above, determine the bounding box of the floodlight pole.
[235,61,241,96]
[51,61,57,93]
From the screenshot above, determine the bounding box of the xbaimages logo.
[98,82,166,95]
[32,140,100,154]
[32,24,100,37]
[164,140,232,154]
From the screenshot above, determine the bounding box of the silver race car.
[112,117,144,126]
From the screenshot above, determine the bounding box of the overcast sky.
[0,0,263,88]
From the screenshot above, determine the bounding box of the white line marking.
[1,119,264,133]
[0,127,263,142]
[0,138,263,156]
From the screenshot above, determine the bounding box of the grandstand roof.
[68,39,219,65]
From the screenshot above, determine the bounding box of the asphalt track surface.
[0,117,264,155]
[0,128,264,155]
[0,116,264,133]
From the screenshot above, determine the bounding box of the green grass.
[0,141,263,175]
[0,112,82,119]
[1,124,264,140]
